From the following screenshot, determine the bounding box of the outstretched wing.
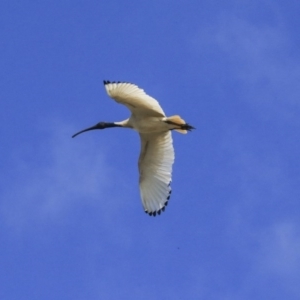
[103,81,165,117]
[138,131,175,216]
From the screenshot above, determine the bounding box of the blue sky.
[1,1,300,299]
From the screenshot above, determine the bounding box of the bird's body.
[72,81,194,216]
[119,116,170,133]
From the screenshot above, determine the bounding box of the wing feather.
[138,131,174,216]
[103,81,165,117]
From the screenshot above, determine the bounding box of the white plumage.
[104,81,165,117]
[72,81,194,216]
[139,132,174,214]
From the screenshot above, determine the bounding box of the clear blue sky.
[1,1,300,299]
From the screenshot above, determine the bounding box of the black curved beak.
[72,123,104,138]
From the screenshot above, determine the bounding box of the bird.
[72,81,194,216]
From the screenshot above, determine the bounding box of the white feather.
[104,81,165,117]
[138,132,174,215]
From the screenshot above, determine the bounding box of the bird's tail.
[165,115,195,134]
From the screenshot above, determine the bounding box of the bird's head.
[72,122,119,138]
[94,122,107,129]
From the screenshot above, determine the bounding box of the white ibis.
[72,81,194,216]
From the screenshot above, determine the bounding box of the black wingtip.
[103,80,131,86]
[145,197,171,217]
[145,204,167,217]
[144,184,172,217]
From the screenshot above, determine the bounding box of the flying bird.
[72,81,194,216]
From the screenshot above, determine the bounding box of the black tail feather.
[181,123,195,131]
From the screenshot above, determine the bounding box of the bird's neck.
[114,119,131,128]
